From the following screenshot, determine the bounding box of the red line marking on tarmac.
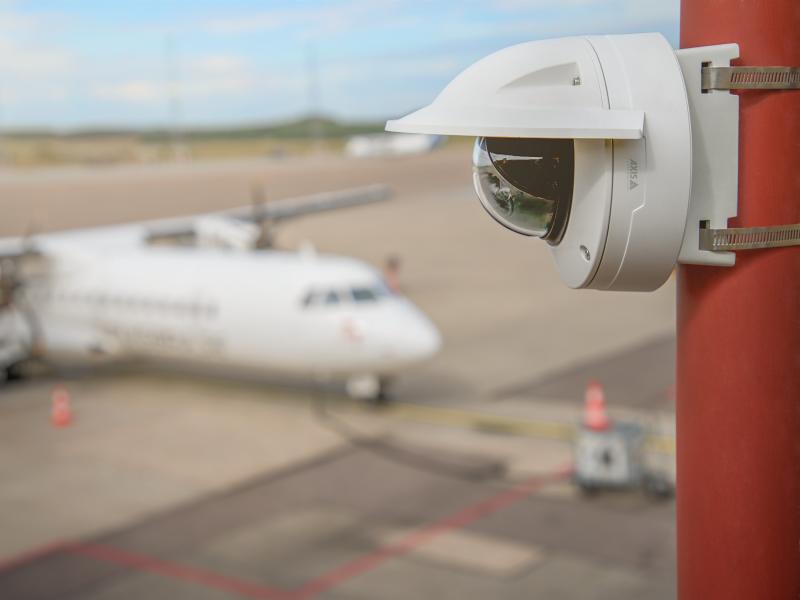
[68,542,292,600]
[293,466,572,599]
[0,466,571,600]
[0,540,72,573]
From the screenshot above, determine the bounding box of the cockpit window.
[302,283,394,308]
[302,291,321,307]
[374,280,394,297]
[351,288,378,302]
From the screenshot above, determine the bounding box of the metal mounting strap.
[699,223,800,252]
[702,66,800,91]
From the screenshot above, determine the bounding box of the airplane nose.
[413,319,442,360]
[355,302,442,370]
[389,311,442,364]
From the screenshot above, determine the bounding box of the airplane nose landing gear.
[346,374,391,405]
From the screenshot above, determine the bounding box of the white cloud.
[484,0,678,42]
[385,56,463,78]
[0,0,681,127]
[192,55,247,72]
[324,55,461,88]
[493,0,677,25]
[0,41,72,74]
[93,80,164,103]
[93,76,261,105]
[92,54,305,106]
[0,6,73,72]
[0,7,78,108]
[201,11,292,35]
[618,0,679,26]
[199,0,402,36]
[495,0,602,8]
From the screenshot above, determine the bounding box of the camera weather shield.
[386,36,644,140]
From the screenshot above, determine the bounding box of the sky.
[0,0,679,130]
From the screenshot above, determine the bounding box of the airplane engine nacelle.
[195,216,261,251]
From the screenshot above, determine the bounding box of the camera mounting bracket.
[702,66,800,91]
[676,44,740,266]
[699,223,800,251]
[678,48,800,261]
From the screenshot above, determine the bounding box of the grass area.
[0,117,386,167]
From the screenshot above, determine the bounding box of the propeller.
[12,277,46,360]
[0,229,48,361]
[0,257,20,308]
[251,182,275,249]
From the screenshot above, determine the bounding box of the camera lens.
[472,137,573,242]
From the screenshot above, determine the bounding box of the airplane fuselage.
[12,246,441,392]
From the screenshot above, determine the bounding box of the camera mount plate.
[676,44,740,266]
[678,48,800,260]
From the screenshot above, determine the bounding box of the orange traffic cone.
[51,385,73,428]
[583,380,610,431]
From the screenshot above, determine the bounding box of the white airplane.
[345,133,444,158]
[0,185,441,401]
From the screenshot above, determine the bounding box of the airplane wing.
[145,184,392,245]
[0,183,392,253]
[0,236,38,260]
[0,241,43,277]
[243,183,392,222]
[0,246,31,261]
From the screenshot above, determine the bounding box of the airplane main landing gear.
[371,378,392,407]
[346,374,392,406]
[1,362,26,383]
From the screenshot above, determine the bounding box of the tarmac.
[0,146,677,599]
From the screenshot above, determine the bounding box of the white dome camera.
[387,33,746,291]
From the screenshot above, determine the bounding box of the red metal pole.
[678,1,800,598]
